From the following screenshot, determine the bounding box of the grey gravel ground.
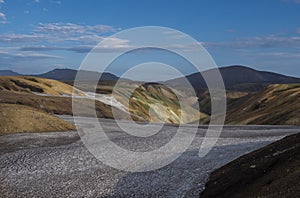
[0,116,299,198]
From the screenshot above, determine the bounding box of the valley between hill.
[0,66,299,197]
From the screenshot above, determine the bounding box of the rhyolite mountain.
[165,65,300,92]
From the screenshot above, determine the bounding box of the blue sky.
[0,0,300,78]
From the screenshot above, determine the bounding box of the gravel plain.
[1,116,299,198]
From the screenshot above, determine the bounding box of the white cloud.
[65,35,104,44]
[0,50,61,61]
[88,25,118,34]
[0,33,102,44]
[19,45,126,53]
[203,36,300,49]
[35,23,117,35]
[19,37,132,53]
[0,33,48,43]
[17,34,300,54]
[0,12,7,24]
[0,12,5,19]
[9,33,300,54]
[18,52,61,59]
[0,0,6,23]
[100,37,130,47]
[36,23,86,34]
[19,45,63,51]
[0,22,121,44]
[258,52,300,58]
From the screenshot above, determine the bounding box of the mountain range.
[0,68,119,81]
[1,66,299,92]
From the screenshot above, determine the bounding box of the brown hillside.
[0,91,131,120]
[0,76,85,96]
[226,84,300,125]
[0,104,76,134]
[0,76,133,120]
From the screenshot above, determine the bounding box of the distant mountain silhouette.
[0,70,21,76]
[35,68,119,81]
[1,66,300,91]
[165,65,300,92]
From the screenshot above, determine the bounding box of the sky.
[0,0,300,79]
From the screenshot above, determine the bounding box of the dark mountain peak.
[218,65,299,83]
[166,65,300,92]
[36,68,119,81]
[220,65,256,70]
